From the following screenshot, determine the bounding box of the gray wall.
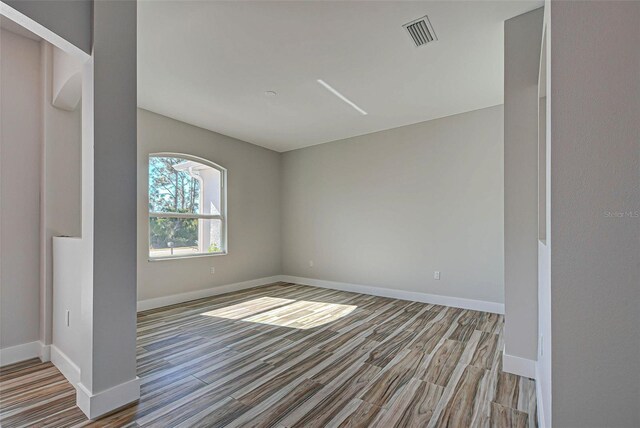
[42,43,82,346]
[550,2,640,426]
[503,8,543,362]
[87,0,137,395]
[536,9,551,425]
[4,0,92,54]
[281,105,504,305]
[137,109,282,301]
[0,29,42,350]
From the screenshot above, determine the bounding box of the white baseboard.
[137,275,282,312]
[137,274,504,314]
[51,345,81,386]
[502,349,536,379]
[0,341,49,366]
[535,363,546,428]
[40,344,51,362]
[77,377,140,420]
[278,275,505,314]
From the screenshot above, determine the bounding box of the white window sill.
[148,252,228,262]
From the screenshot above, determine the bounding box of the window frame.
[148,152,228,261]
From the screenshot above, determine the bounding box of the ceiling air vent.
[403,15,437,47]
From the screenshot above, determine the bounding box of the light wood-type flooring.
[0,282,537,427]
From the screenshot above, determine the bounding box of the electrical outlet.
[309,260,314,268]
[65,310,70,327]
[210,267,215,275]
[434,271,440,280]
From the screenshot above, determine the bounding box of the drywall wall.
[0,29,42,351]
[503,7,543,364]
[3,0,92,54]
[43,42,82,350]
[76,1,138,417]
[51,46,82,110]
[281,105,504,305]
[536,6,552,426]
[2,0,140,417]
[137,109,282,301]
[550,2,640,426]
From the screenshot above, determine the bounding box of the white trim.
[137,276,282,312]
[148,251,228,262]
[0,341,49,366]
[149,212,222,220]
[535,363,546,428]
[40,344,51,362]
[0,1,90,61]
[502,348,536,379]
[278,275,504,314]
[50,346,81,386]
[76,377,140,420]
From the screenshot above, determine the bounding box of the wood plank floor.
[0,282,537,427]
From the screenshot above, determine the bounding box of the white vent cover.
[403,15,437,47]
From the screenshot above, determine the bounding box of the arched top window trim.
[150,152,227,174]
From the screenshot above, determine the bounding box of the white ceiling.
[138,1,542,152]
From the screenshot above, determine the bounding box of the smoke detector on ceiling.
[403,15,437,47]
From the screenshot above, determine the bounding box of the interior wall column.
[76,0,139,419]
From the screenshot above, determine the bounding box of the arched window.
[148,153,226,259]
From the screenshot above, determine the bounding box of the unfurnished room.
[0,1,639,427]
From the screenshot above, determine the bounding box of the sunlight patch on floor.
[201,297,294,319]
[201,297,357,329]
